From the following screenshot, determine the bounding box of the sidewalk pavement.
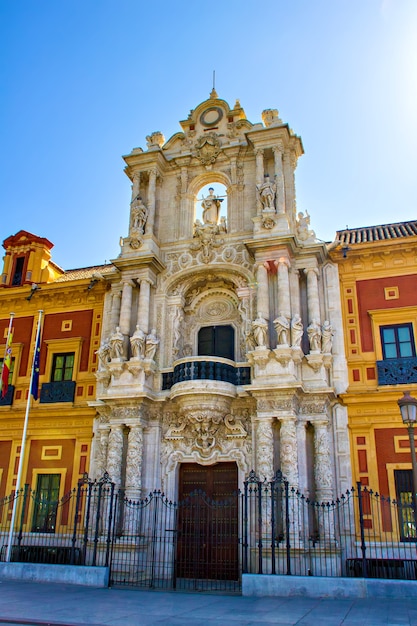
[1,580,417,626]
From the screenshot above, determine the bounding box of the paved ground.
[0,580,417,626]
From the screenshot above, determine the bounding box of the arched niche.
[187,172,232,233]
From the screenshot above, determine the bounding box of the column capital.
[254,147,264,158]
[274,257,291,269]
[272,142,284,155]
[304,266,319,277]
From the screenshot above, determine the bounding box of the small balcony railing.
[162,357,251,391]
[0,385,14,406]
[40,381,76,403]
[377,357,417,386]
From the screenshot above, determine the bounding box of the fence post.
[257,481,263,574]
[284,479,291,575]
[16,484,29,555]
[357,481,367,578]
[242,483,248,574]
[270,476,276,575]
[104,482,115,567]
[71,476,88,565]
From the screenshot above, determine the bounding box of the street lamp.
[397,391,417,530]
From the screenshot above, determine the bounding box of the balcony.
[377,357,417,386]
[0,385,14,406]
[40,381,76,403]
[162,357,251,391]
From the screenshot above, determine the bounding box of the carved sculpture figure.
[130,325,146,359]
[307,319,322,352]
[96,340,111,370]
[109,326,124,359]
[130,196,148,234]
[321,320,334,353]
[290,314,304,348]
[252,313,268,348]
[256,175,276,212]
[296,211,316,241]
[172,308,183,356]
[273,314,290,345]
[201,187,223,225]
[145,329,159,360]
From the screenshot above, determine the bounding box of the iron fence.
[1,470,417,590]
[0,473,115,567]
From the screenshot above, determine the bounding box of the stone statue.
[290,314,304,348]
[273,314,290,345]
[321,320,334,354]
[307,319,322,352]
[201,187,223,225]
[172,308,183,356]
[252,313,268,348]
[96,339,111,370]
[256,175,276,211]
[296,211,316,241]
[109,326,125,359]
[130,325,146,359]
[145,329,159,360]
[130,196,148,234]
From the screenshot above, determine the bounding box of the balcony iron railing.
[377,357,417,386]
[0,385,14,406]
[162,358,251,390]
[40,381,76,403]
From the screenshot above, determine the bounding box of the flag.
[31,328,41,400]
[1,327,13,398]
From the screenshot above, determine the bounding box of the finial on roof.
[210,87,218,99]
[234,99,241,109]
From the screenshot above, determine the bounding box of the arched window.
[198,325,234,360]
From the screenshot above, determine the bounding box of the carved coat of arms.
[195,134,221,165]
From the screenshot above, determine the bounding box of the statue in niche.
[130,196,148,234]
[273,314,290,345]
[201,188,223,225]
[145,329,159,360]
[290,314,304,348]
[130,325,146,359]
[252,312,268,348]
[172,308,184,357]
[256,174,276,212]
[321,320,334,354]
[307,319,322,352]
[109,326,125,359]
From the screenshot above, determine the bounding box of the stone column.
[106,424,124,490]
[125,424,143,501]
[131,171,141,200]
[279,416,300,546]
[110,288,122,334]
[94,425,110,480]
[289,268,301,317]
[256,262,270,321]
[313,418,334,542]
[137,278,152,334]
[272,143,285,215]
[304,267,321,323]
[255,418,274,481]
[275,258,291,319]
[145,168,157,235]
[119,281,133,334]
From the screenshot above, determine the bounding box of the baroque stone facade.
[90,91,351,502]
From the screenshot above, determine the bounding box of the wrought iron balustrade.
[377,357,417,385]
[0,385,14,406]
[40,380,76,403]
[162,358,251,390]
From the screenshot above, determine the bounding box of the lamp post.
[397,391,417,529]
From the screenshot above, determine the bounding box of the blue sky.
[1,1,416,269]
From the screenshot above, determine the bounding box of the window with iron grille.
[380,324,415,360]
[394,469,417,541]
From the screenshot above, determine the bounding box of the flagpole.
[6,310,43,562]
[0,312,14,396]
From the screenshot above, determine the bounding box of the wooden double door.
[176,462,239,580]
